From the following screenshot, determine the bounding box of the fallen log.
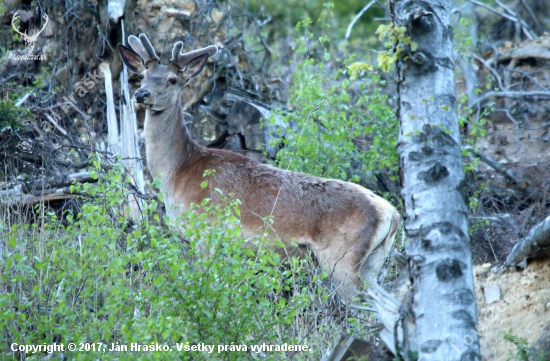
[505,213,550,268]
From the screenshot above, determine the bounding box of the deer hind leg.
[312,242,365,304]
[360,207,400,287]
[308,207,399,304]
[359,232,394,286]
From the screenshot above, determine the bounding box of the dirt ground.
[473,259,550,360]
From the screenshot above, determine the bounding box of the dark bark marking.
[431,132,456,149]
[435,222,453,234]
[461,350,480,361]
[443,288,475,306]
[411,222,467,243]
[412,131,426,144]
[402,101,412,111]
[457,178,470,206]
[421,146,434,156]
[421,124,457,149]
[421,237,431,249]
[412,52,427,65]
[436,56,454,70]
[409,146,434,161]
[431,132,455,148]
[452,309,477,330]
[421,222,466,239]
[407,51,438,76]
[418,222,466,252]
[420,339,442,353]
[411,14,434,35]
[436,258,465,282]
[417,162,449,182]
[446,25,454,41]
[438,94,457,110]
[441,24,450,41]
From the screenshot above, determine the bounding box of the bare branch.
[477,90,550,105]
[468,51,504,90]
[468,0,516,22]
[468,0,536,39]
[44,113,68,137]
[345,1,376,40]
[471,149,522,184]
[498,48,550,63]
[518,0,542,34]
[16,91,34,107]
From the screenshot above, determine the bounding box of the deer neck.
[143,97,201,196]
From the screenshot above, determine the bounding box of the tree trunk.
[391,0,480,360]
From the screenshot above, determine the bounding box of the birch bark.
[391,0,480,359]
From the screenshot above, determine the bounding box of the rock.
[107,0,126,24]
[227,101,265,152]
[211,9,223,24]
[55,66,70,91]
[475,263,492,277]
[484,284,501,304]
[43,18,53,37]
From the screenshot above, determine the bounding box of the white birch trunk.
[99,62,120,155]
[120,67,144,220]
[392,0,480,359]
[119,20,145,220]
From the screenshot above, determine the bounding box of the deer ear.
[181,54,209,79]
[118,44,146,73]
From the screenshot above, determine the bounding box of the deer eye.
[169,78,177,85]
[138,74,144,80]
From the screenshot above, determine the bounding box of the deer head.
[11,11,49,53]
[118,34,217,111]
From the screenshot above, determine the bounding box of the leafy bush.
[0,97,26,130]
[268,11,399,183]
[0,156,368,360]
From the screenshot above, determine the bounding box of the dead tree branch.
[505,214,550,267]
[468,0,536,39]
[345,1,376,41]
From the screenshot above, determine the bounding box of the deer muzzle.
[134,89,150,104]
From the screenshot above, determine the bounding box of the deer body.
[119,34,400,303]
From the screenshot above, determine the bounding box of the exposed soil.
[474,260,550,360]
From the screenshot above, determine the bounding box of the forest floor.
[474,259,550,360]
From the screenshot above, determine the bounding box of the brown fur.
[119,35,400,303]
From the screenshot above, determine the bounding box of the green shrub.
[0,156,369,360]
[0,97,27,130]
[268,12,398,184]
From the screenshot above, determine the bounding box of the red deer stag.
[118,34,400,304]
